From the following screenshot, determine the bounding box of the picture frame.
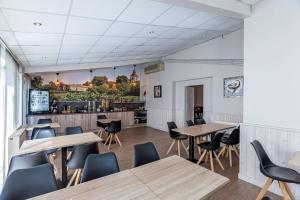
[224,76,244,98]
[154,85,162,98]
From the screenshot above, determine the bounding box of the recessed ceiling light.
[33,22,42,27]
[149,31,154,34]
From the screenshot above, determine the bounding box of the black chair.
[194,118,206,125]
[262,197,272,200]
[251,140,300,199]
[166,122,188,157]
[186,120,194,127]
[65,126,83,159]
[80,152,120,183]
[66,142,99,187]
[218,128,240,167]
[96,115,107,139]
[37,118,52,124]
[7,151,49,176]
[0,163,57,200]
[196,132,225,172]
[134,142,160,167]
[104,120,122,150]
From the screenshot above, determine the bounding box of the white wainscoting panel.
[240,123,300,198]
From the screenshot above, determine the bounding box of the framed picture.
[154,85,162,98]
[224,76,244,98]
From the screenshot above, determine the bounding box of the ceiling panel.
[89,45,117,53]
[85,52,107,58]
[122,37,149,46]
[134,25,169,38]
[21,46,60,54]
[59,54,85,60]
[113,45,137,52]
[0,13,9,30]
[0,0,72,15]
[197,16,230,30]
[80,57,100,63]
[66,17,113,35]
[62,34,98,46]
[0,31,18,45]
[60,46,90,54]
[105,22,144,37]
[58,58,81,65]
[152,6,197,26]
[17,55,27,61]
[30,60,57,66]
[71,0,131,20]
[96,36,128,46]
[177,11,217,29]
[156,27,188,39]
[2,9,67,33]
[15,32,62,45]
[177,29,206,39]
[118,0,171,24]
[26,54,58,61]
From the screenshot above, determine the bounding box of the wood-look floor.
[55,126,281,200]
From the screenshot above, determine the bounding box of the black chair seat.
[221,137,238,145]
[199,142,215,150]
[262,166,300,184]
[172,134,188,140]
[198,132,225,151]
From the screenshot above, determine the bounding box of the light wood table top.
[17,132,101,155]
[31,156,229,200]
[288,151,300,173]
[25,122,60,131]
[173,123,236,137]
[97,118,120,124]
[131,155,229,200]
[30,170,158,200]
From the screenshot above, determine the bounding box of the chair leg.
[67,169,78,188]
[97,128,102,138]
[115,134,122,147]
[232,145,240,159]
[48,154,57,175]
[177,140,181,157]
[209,151,214,172]
[108,134,113,150]
[282,182,295,200]
[214,151,224,170]
[278,181,290,200]
[197,150,207,165]
[166,140,175,155]
[255,178,273,200]
[180,140,189,155]
[229,146,233,167]
[74,169,82,186]
[205,152,209,163]
[67,151,72,160]
[196,138,201,155]
[104,134,111,145]
[222,145,227,157]
[218,145,227,158]
[226,146,229,157]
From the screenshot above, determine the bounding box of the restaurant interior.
[0,0,300,199]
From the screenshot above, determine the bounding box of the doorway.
[185,85,204,124]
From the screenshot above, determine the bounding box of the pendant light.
[89,69,93,88]
[55,73,60,86]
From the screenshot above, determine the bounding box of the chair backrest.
[97,115,107,120]
[186,120,194,127]
[251,140,273,169]
[7,151,49,176]
[167,122,178,138]
[37,118,52,124]
[134,142,160,167]
[210,132,225,149]
[194,118,206,125]
[0,164,57,200]
[31,127,56,140]
[81,152,120,183]
[67,143,99,169]
[227,128,240,144]
[65,126,83,135]
[107,120,121,133]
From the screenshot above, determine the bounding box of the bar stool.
[218,128,240,167]
[67,142,99,187]
[197,132,225,172]
[104,120,122,150]
[166,122,188,157]
[251,140,300,200]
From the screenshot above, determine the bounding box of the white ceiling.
[0,0,243,70]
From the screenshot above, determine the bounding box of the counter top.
[27,110,134,116]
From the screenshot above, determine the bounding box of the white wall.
[145,30,244,131]
[241,0,300,197]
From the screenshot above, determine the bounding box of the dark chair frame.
[166,122,188,157]
[104,120,122,150]
[134,142,160,167]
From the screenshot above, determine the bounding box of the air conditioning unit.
[144,62,165,74]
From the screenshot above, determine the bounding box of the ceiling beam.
[153,0,251,18]
[24,58,161,74]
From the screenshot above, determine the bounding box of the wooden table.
[288,151,300,173]
[30,156,229,200]
[173,123,236,162]
[97,118,120,124]
[18,132,102,186]
[25,122,60,131]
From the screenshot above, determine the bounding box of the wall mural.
[31,66,142,104]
